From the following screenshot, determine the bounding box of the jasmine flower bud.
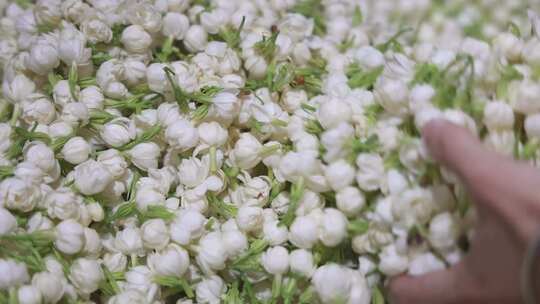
[355,46,385,70]
[319,208,348,247]
[408,253,445,276]
[26,40,59,75]
[525,114,540,139]
[289,249,315,278]
[69,258,104,295]
[115,227,144,256]
[103,252,127,273]
[3,74,36,104]
[378,244,409,276]
[428,212,458,250]
[196,231,228,273]
[324,160,355,191]
[141,219,170,250]
[18,285,42,304]
[184,25,208,53]
[198,121,228,148]
[289,215,318,249]
[316,98,352,129]
[0,259,29,290]
[73,160,113,195]
[121,25,152,54]
[261,246,289,275]
[355,153,384,192]
[127,142,161,171]
[165,119,199,151]
[336,187,365,217]
[61,137,91,165]
[31,272,64,303]
[170,209,206,245]
[222,229,248,258]
[312,264,352,304]
[196,275,225,304]
[148,244,190,278]
[0,177,41,212]
[55,219,85,255]
[483,101,514,131]
[0,207,17,235]
[163,12,190,39]
[263,220,288,246]
[236,205,264,233]
[231,133,262,169]
[97,149,128,179]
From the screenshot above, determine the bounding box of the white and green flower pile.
[1,0,540,303]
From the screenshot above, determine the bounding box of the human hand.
[388,119,540,304]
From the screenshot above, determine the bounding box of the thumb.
[388,262,465,304]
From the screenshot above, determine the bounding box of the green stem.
[259,144,281,158]
[209,146,217,173]
[130,254,138,267]
[10,104,20,127]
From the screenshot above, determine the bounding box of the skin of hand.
[388,119,540,304]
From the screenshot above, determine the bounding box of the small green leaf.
[353,6,363,26]
[371,285,385,304]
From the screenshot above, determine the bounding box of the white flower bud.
[429,212,458,250]
[58,23,91,65]
[0,207,17,235]
[483,101,514,131]
[53,80,78,106]
[414,107,443,130]
[165,119,199,150]
[135,187,165,212]
[86,202,104,222]
[312,264,352,304]
[318,208,348,247]
[148,244,190,277]
[509,81,540,114]
[290,249,315,278]
[200,9,227,35]
[27,213,54,233]
[82,227,102,257]
[378,244,409,276]
[127,142,161,172]
[45,188,82,221]
[69,258,104,295]
[81,18,112,44]
[392,187,435,229]
[263,220,288,246]
[3,74,36,104]
[198,122,228,147]
[231,133,262,169]
[55,219,85,255]
[60,136,90,165]
[26,41,59,75]
[355,153,384,192]
[222,229,248,258]
[31,272,64,303]
[261,246,289,275]
[21,95,56,125]
[324,160,355,191]
[375,79,409,116]
[408,253,445,276]
[79,86,104,110]
[141,219,170,250]
[336,187,365,217]
[289,215,318,249]
[170,209,206,245]
[525,114,540,139]
[196,275,225,304]
[0,178,41,212]
[494,33,523,62]
[103,252,127,273]
[163,12,189,39]
[115,227,144,255]
[101,118,137,147]
[124,266,154,294]
[236,205,264,233]
[73,160,113,195]
[62,102,90,126]
[121,25,152,54]
[18,285,42,304]
[317,99,352,129]
[0,259,29,289]
[355,46,385,70]
[196,231,228,273]
[184,25,208,53]
[108,289,146,304]
[245,54,268,79]
[97,149,127,179]
[24,142,57,173]
[409,84,436,113]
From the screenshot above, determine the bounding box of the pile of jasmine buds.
[0,0,540,303]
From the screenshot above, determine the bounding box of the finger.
[421,119,503,182]
[388,263,464,304]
